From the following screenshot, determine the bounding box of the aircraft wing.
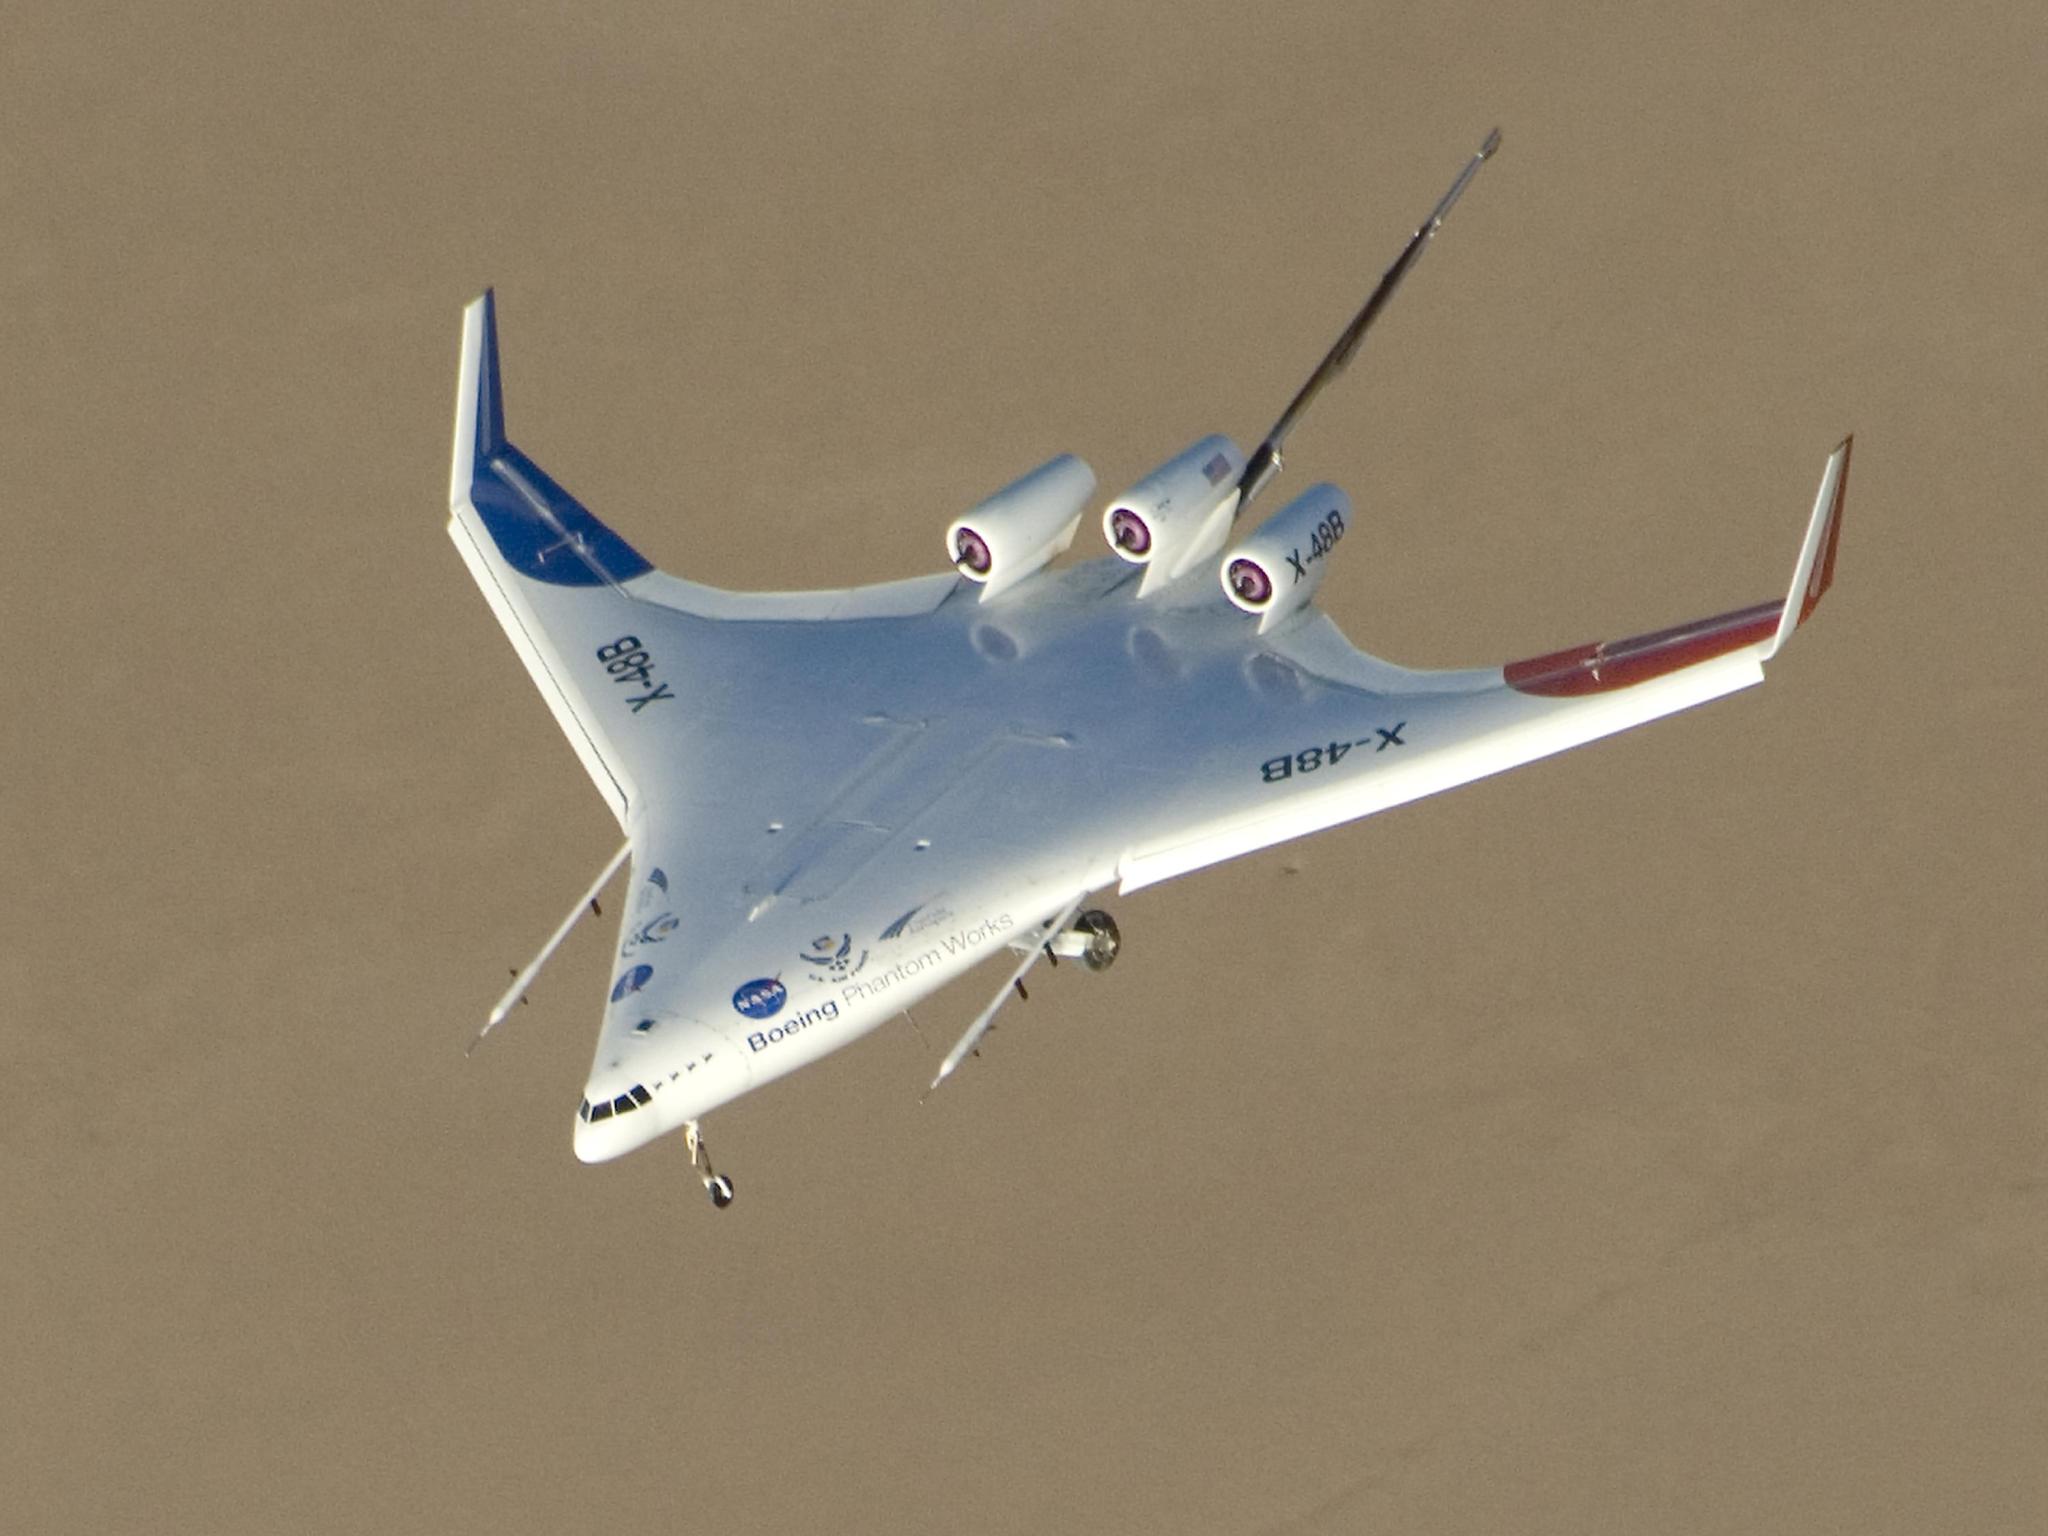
[1116,438,1848,889]
[446,291,959,830]
[451,282,1849,959]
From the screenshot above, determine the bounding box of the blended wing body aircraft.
[449,133,1848,1206]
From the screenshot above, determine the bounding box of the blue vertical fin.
[475,287,507,461]
[451,290,654,589]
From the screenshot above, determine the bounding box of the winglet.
[450,288,507,506]
[1764,435,1852,660]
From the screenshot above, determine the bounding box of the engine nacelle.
[946,454,1097,601]
[1219,482,1351,633]
[1101,435,1246,597]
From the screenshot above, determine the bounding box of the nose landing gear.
[685,1120,735,1209]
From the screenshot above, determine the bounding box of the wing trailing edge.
[1505,437,1852,697]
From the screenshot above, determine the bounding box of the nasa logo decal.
[610,964,653,1003]
[732,977,787,1020]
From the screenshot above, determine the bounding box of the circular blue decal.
[610,963,653,1003]
[732,977,787,1020]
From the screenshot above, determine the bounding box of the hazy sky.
[6,3,2043,1531]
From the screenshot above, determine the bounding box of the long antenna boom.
[1236,127,1501,515]
[466,840,631,1055]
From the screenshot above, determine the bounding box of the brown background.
[6,2,2043,1531]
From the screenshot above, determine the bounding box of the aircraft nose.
[572,1106,607,1164]
[573,1085,657,1163]
[570,1044,752,1163]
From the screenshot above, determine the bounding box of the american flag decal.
[1202,452,1232,485]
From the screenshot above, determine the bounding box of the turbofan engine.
[1219,482,1350,633]
[947,454,1098,601]
[1101,435,1247,597]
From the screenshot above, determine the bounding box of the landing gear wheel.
[685,1119,735,1210]
[1074,909,1121,972]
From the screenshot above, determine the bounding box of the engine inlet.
[1227,558,1273,607]
[953,526,994,577]
[1109,508,1152,557]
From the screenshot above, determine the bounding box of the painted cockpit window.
[580,1084,654,1122]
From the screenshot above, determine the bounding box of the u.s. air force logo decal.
[801,932,868,983]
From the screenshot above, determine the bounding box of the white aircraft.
[449,132,1849,1206]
